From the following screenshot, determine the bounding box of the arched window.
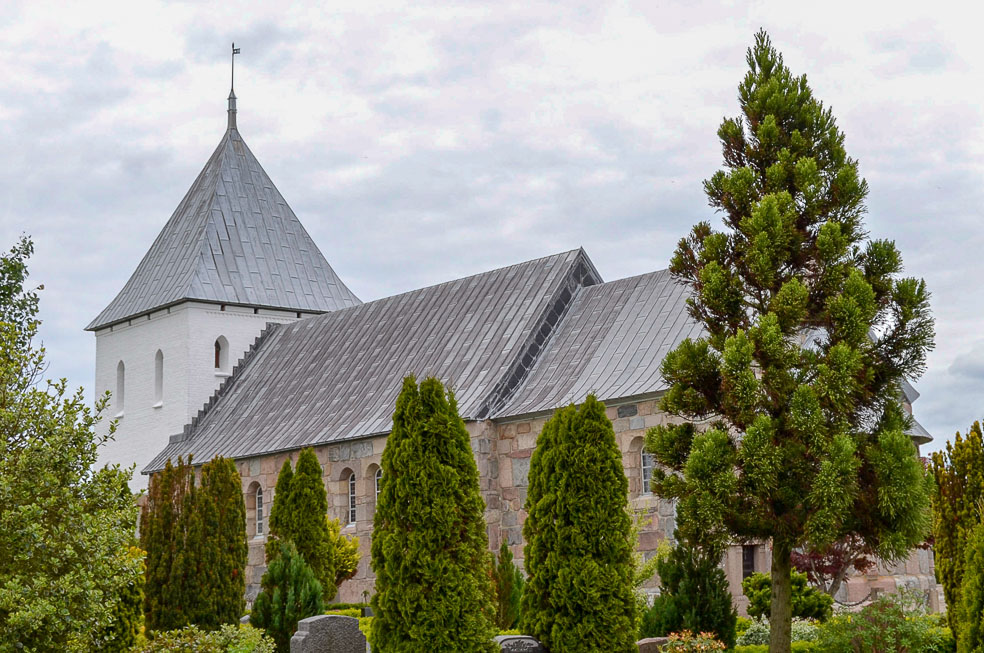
[214,336,229,372]
[256,486,265,536]
[641,451,655,494]
[115,361,125,415]
[375,468,383,502]
[348,472,357,525]
[154,350,164,405]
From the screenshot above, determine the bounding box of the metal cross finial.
[231,42,241,92]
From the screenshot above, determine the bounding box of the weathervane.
[231,42,241,92]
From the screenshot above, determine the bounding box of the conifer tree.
[370,376,496,653]
[959,522,984,653]
[933,422,984,632]
[169,464,206,627]
[494,540,524,630]
[142,456,195,633]
[646,31,934,652]
[198,456,248,627]
[251,539,324,653]
[265,458,294,562]
[639,535,737,648]
[521,396,636,653]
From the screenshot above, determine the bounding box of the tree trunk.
[769,540,793,653]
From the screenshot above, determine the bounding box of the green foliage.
[816,593,952,653]
[648,29,933,651]
[736,618,819,646]
[251,539,324,653]
[265,449,359,602]
[958,522,984,652]
[742,572,833,622]
[133,624,274,652]
[734,644,818,653]
[96,545,146,652]
[933,421,984,632]
[370,376,496,653]
[143,456,247,633]
[0,237,143,652]
[521,395,636,653]
[638,536,737,648]
[662,630,726,651]
[494,540,524,630]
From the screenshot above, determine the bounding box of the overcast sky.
[1,0,980,454]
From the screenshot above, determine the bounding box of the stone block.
[495,634,544,652]
[505,527,524,546]
[517,422,531,434]
[618,404,638,418]
[503,510,519,528]
[290,615,366,653]
[517,431,536,450]
[638,401,654,416]
[248,458,261,477]
[512,458,531,487]
[612,417,630,432]
[637,637,669,652]
[629,416,645,431]
[644,414,664,428]
[328,441,373,462]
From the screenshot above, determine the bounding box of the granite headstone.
[494,635,544,652]
[290,614,367,653]
[636,636,670,652]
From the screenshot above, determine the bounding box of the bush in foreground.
[816,593,954,653]
[134,624,274,652]
[251,540,324,653]
[742,571,833,622]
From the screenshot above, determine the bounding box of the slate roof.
[144,249,602,472]
[87,124,360,331]
[495,269,703,418]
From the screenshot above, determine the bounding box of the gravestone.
[290,614,367,653]
[494,635,543,652]
[240,614,250,625]
[636,636,669,652]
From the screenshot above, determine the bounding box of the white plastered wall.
[94,302,308,491]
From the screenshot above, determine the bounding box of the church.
[90,90,941,609]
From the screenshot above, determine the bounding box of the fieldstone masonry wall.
[232,397,943,610]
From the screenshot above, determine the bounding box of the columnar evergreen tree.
[370,376,496,653]
[141,456,196,633]
[959,522,984,653]
[639,535,737,648]
[167,463,206,628]
[251,539,324,653]
[932,422,984,632]
[198,456,248,627]
[0,237,143,650]
[646,31,934,652]
[494,540,524,630]
[265,449,357,602]
[521,395,636,653]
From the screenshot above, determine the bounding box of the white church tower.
[88,85,360,491]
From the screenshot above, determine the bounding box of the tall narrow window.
[115,361,125,415]
[375,468,383,502]
[215,340,221,369]
[742,544,757,579]
[214,336,229,373]
[256,486,265,536]
[154,350,164,405]
[641,451,655,494]
[348,472,357,525]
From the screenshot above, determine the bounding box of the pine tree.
[251,539,324,653]
[646,30,934,652]
[141,456,196,633]
[521,396,637,653]
[639,535,737,648]
[959,522,984,653]
[198,456,248,627]
[494,540,524,630]
[370,376,496,653]
[933,422,984,632]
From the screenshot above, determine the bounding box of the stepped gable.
[494,269,703,418]
[87,110,360,331]
[144,249,601,472]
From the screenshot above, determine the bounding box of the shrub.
[736,616,753,637]
[662,630,725,652]
[959,521,984,652]
[251,540,324,653]
[734,643,817,653]
[324,608,361,618]
[736,618,818,646]
[96,545,146,652]
[134,624,274,652]
[370,376,496,652]
[816,593,949,652]
[494,539,524,630]
[521,396,636,653]
[638,536,737,648]
[742,571,833,622]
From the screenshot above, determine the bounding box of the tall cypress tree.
[521,396,636,653]
[494,540,523,630]
[252,539,325,653]
[370,376,496,653]
[646,30,934,652]
[198,456,248,627]
[933,422,984,632]
[265,458,294,562]
[169,465,205,628]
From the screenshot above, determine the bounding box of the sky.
[1,0,981,454]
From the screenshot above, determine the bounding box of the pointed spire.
[228,42,241,131]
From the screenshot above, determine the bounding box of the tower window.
[641,451,655,494]
[215,340,221,369]
[154,350,164,405]
[348,472,357,525]
[214,336,230,373]
[115,360,125,415]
